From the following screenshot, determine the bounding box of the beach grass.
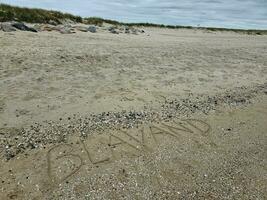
[0,3,82,24]
[1,3,266,35]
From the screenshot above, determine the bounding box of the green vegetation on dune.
[0,3,82,24]
[84,18,267,35]
[84,18,267,34]
[1,3,267,35]
[84,17,122,26]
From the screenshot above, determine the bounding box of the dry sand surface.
[0,27,267,199]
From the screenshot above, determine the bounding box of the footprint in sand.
[0,100,6,113]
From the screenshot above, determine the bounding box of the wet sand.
[0,27,266,199]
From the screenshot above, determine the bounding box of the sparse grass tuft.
[84,17,121,26]
[0,3,82,24]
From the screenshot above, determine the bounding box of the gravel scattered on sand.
[0,83,266,160]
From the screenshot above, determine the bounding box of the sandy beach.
[0,27,267,199]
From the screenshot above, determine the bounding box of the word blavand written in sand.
[46,118,212,185]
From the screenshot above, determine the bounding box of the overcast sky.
[1,0,267,29]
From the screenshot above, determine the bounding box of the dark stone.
[108,27,119,34]
[88,26,97,33]
[12,22,37,32]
